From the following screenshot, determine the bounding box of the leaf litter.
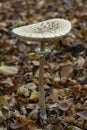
[0,0,87,129]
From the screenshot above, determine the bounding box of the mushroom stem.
[54,39,60,49]
[39,42,47,119]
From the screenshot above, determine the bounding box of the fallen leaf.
[0,64,18,75]
[64,116,74,123]
[8,97,17,107]
[77,111,87,120]
[67,125,81,130]
[26,103,39,110]
[28,109,38,120]
[59,64,73,79]
[64,88,71,96]
[49,89,59,102]
[58,101,71,111]
[16,97,27,104]
[21,119,42,130]
[76,56,85,68]
[30,91,39,102]
[0,96,7,107]
[47,103,58,110]
[9,122,21,129]
[32,60,39,66]
[17,85,29,96]
[0,78,14,87]
[21,119,36,127]
[26,83,37,90]
[54,71,61,82]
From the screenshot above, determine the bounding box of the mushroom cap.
[12,18,71,41]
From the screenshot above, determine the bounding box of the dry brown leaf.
[27,83,37,90]
[64,116,74,123]
[30,91,39,102]
[28,109,38,120]
[16,97,27,104]
[0,0,87,129]
[17,85,29,96]
[49,89,59,102]
[32,60,39,66]
[60,64,73,79]
[21,119,36,127]
[9,122,21,129]
[77,111,87,120]
[21,119,42,130]
[76,56,85,68]
[26,103,38,110]
[58,101,71,111]
[54,71,61,82]
[0,64,18,75]
[29,126,42,130]
[8,97,17,107]
[0,78,14,87]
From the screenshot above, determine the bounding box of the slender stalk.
[39,42,47,119]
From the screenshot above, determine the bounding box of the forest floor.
[0,0,87,130]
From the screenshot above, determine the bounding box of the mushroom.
[12,18,71,120]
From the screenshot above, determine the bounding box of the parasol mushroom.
[12,18,71,120]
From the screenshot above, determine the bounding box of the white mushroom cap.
[12,18,71,41]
